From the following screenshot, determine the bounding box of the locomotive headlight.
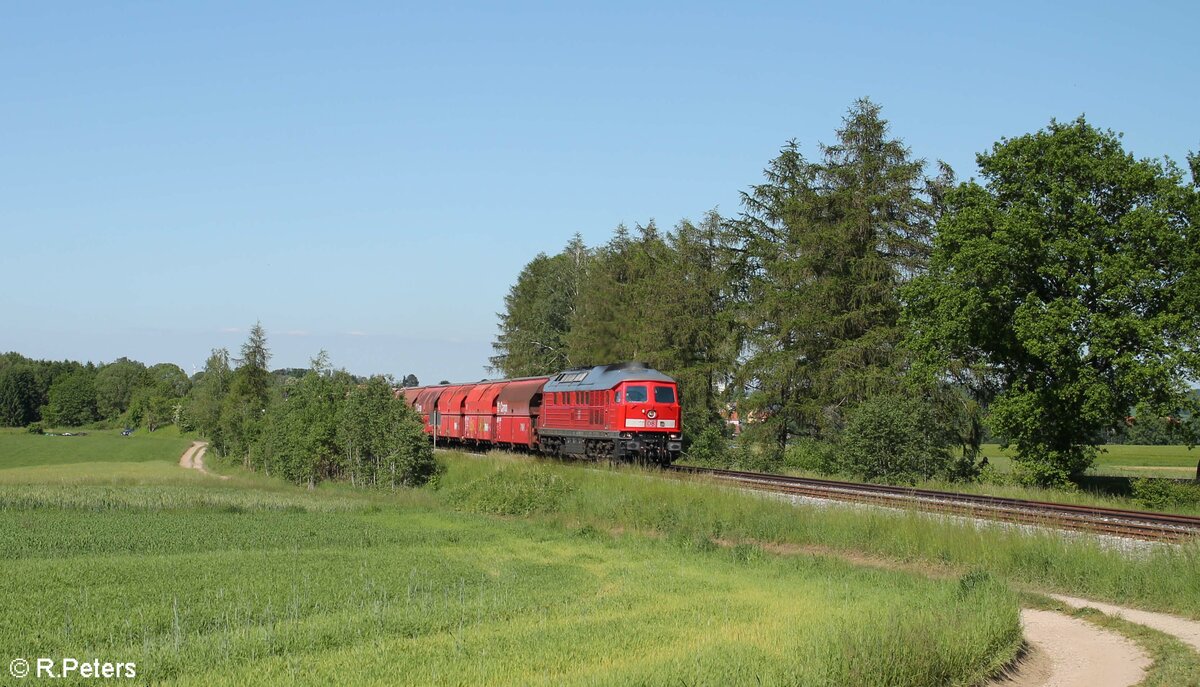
[647,410,657,419]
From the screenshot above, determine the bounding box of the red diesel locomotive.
[398,362,683,465]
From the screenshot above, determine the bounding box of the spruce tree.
[490,235,587,376]
[729,98,947,450]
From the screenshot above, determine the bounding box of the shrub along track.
[669,465,1200,543]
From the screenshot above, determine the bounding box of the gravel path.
[1048,593,1200,652]
[993,609,1150,687]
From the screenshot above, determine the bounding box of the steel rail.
[667,465,1200,543]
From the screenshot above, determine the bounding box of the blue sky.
[1,1,1197,383]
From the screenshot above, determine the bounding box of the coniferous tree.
[568,222,672,365]
[490,235,587,376]
[729,98,948,451]
[562,216,736,441]
[219,323,273,463]
[0,365,38,426]
[661,212,738,438]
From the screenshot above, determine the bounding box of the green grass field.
[981,443,1198,479]
[0,426,194,470]
[0,432,1021,686]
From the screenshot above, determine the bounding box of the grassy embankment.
[0,429,1019,686]
[442,452,1200,619]
[439,453,1200,687]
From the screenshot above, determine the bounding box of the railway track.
[667,465,1200,543]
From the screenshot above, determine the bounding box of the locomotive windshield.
[654,386,675,403]
[625,385,647,402]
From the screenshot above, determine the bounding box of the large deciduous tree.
[43,369,98,427]
[182,349,231,440]
[94,358,149,419]
[255,353,346,487]
[904,117,1200,485]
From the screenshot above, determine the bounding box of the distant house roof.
[543,362,674,393]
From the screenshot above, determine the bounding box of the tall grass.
[442,452,1200,618]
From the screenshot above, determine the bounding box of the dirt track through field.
[989,590,1200,686]
[1048,593,1200,652]
[993,610,1150,687]
[178,441,226,479]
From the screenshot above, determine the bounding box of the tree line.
[0,352,190,431]
[490,98,1200,486]
[0,325,438,489]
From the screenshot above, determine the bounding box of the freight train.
[397,361,683,465]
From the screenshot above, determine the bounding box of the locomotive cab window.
[614,390,621,403]
[654,386,676,403]
[625,385,647,403]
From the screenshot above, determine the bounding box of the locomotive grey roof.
[543,362,675,392]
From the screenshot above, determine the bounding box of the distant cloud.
[346,330,368,337]
[284,330,309,337]
[219,327,241,333]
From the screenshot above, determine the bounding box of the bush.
[728,438,784,473]
[944,450,984,482]
[977,462,1010,486]
[1130,478,1200,510]
[837,395,953,484]
[783,438,838,473]
[26,422,44,435]
[447,466,574,516]
[1011,459,1076,490]
[684,425,731,466]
